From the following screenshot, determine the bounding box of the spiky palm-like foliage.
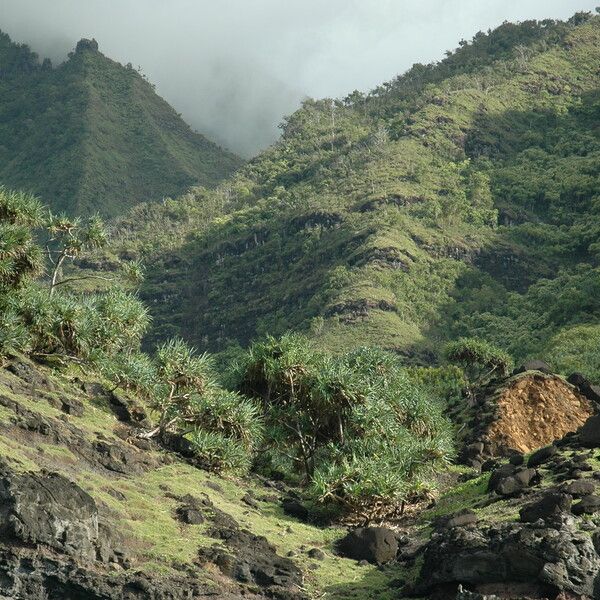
[234,334,454,514]
[0,187,43,291]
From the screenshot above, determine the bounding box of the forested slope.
[98,13,599,379]
[0,34,242,217]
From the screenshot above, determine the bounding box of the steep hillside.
[98,13,600,375]
[2,354,600,600]
[0,33,242,217]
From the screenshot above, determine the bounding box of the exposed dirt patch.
[486,374,593,453]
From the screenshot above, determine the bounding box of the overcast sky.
[1,0,596,156]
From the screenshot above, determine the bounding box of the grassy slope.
[100,14,599,365]
[0,356,404,598]
[3,356,593,598]
[0,33,243,217]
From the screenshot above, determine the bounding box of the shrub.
[235,335,455,516]
[445,337,513,390]
[0,187,43,291]
[141,338,263,475]
[310,372,454,516]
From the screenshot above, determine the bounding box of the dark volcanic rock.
[437,509,478,529]
[415,520,600,598]
[509,453,525,466]
[282,497,310,521]
[337,527,398,565]
[174,493,237,531]
[60,396,85,417]
[519,492,572,523]
[513,360,552,375]
[488,465,538,496]
[527,444,557,468]
[578,414,600,447]
[177,505,205,525]
[5,357,54,390]
[307,548,325,560]
[572,494,600,515]
[83,382,149,425]
[94,440,142,474]
[568,372,600,404]
[563,479,596,497]
[0,470,98,560]
[0,545,241,599]
[199,527,304,598]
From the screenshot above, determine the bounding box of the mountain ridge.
[92,12,600,380]
[0,32,242,217]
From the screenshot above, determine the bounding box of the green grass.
[0,360,411,597]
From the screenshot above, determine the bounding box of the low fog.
[1,0,596,157]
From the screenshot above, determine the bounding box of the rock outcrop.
[457,371,594,468]
[415,517,600,598]
[336,527,399,564]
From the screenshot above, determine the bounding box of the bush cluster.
[232,335,454,516]
[0,186,498,518]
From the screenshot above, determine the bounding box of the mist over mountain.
[1,6,600,600]
[2,0,597,156]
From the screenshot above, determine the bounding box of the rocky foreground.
[0,354,600,599]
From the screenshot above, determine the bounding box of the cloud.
[1,0,596,156]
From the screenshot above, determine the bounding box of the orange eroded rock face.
[486,374,594,454]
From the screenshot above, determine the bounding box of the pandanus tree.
[0,187,44,291]
[233,336,454,517]
[46,213,108,295]
[234,333,359,478]
[139,338,263,474]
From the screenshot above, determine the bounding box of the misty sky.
[1,0,596,157]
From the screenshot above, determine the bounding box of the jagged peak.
[75,38,99,54]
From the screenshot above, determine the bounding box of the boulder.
[307,548,325,560]
[527,444,557,468]
[489,465,538,496]
[563,479,596,497]
[513,360,552,375]
[199,528,303,597]
[592,529,600,554]
[519,492,572,523]
[578,414,600,447]
[488,464,517,490]
[415,520,600,597]
[568,372,600,404]
[572,495,600,516]
[177,506,205,525]
[509,453,525,466]
[438,509,478,529]
[337,527,398,565]
[282,498,310,521]
[60,396,85,417]
[0,470,98,560]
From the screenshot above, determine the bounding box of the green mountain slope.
[103,13,599,373]
[0,34,242,217]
